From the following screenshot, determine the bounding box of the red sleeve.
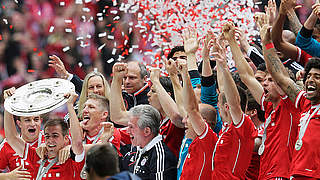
[295,90,306,111]
[296,48,312,67]
[110,128,121,156]
[119,127,132,145]
[0,141,9,170]
[234,114,256,139]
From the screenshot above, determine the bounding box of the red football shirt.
[180,122,218,180]
[212,114,256,180]
[295,47,312,67]
[23,143,85,179]
[291,91,320,178]
[159,116,185,158]
[83,127,121,155]
[245,123,264,180]
[0,131,44,174]
[259,95,300,179]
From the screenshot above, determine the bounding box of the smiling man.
[3,88,85,179]
[121,105,177,180]
[0,114,44,177]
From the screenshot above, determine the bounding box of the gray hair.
[129,105,160,136]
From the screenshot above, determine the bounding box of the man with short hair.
[121,105,177,180]
[3,89,85,179]
[81,93,121,154]
[85,144,140,180]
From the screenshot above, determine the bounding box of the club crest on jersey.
[141,157,148,166]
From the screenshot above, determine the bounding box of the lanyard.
[258,110,274,155]
[36,157,58,180]
[295,106,320,151]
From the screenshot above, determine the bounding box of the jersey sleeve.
[23,143,39,165]
[234,114,256,139]
[0,141,9,171]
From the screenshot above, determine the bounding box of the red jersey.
[212,114,256,179]
[83,127,121,155]
[291,91,320,178]
[118,127,132,145]
[159,116,185,158]
[23,143,85,179]
[296,47,312,67]
[180,123,218,180]
[259,95,300,179]
[245,123,264,180]
[0,131,44,174]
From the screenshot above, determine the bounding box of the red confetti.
[28,69,35,73]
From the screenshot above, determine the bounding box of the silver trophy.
[4,78,75,116]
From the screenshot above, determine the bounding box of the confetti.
[112,48,116,55]
[38,10,41,16]
[98,32,107,37]
[75,0,82,4]
[3,19,8,24]
[98,43,106,51]
[107,35,114,40]
[82,8,90,12]
[63,46,70,52]
[65,28,72,33]
[107,58,114,63]
[65,19,72,23]
[60,1,65,6]
[78,62,83,67]
[14,0,18,3]
[28,69,35,73]
[49,26,54,33]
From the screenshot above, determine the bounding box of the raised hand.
[254,12,269,29]
[176,59,188,75]
[222,22,236,42]
[165,58,178,76]
[183,28,199,55]
[150,68,161,84]
[36,143,47,159]
[265,0,277,25]
[100,122,114,144]
[112,63,128,80]
[202,31,215,60]
[48,55,69,79]
[235,27,250,52]
[260,24,273,45]
[279,0,300,15]
[3,87,16,99]
[65,92,78,105]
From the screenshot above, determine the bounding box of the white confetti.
[87,35,92,39]
[75,0,82,4]
[113,0,117,6]
[132,45,139,48]
[98,43,106,51]
[49,26,54,33]
[3,19,8,24]
[38,11,41,16]
[64,19,72,23]
[59,2,65,6]
[63,46,70,52]
[107,58,114,63]
[65,28,72,33]
[82,8,90,12]
[84,0,92,2]
[113,16,120,21]
[112,48,116,55]
[98,32,107,37]
[110,10,118,14]
[129,48,133,53]
[78,62,83,67]
[107,35,114,40]
[14,0,18,3]
[98,17,103,21]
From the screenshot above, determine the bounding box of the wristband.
[265,43,275,50]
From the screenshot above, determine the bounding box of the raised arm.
[165,59,187,118]
[3,88,25,157]
[220,22,244,125]
[110,63,130,126]
[150,68,184,128]
[178,59,206,136]
[66,92,84,155]
[261,24,301,103]
[296,4,320,57]
[285,0,303,36]
[271,0,299,60]
[228,25,264,104]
